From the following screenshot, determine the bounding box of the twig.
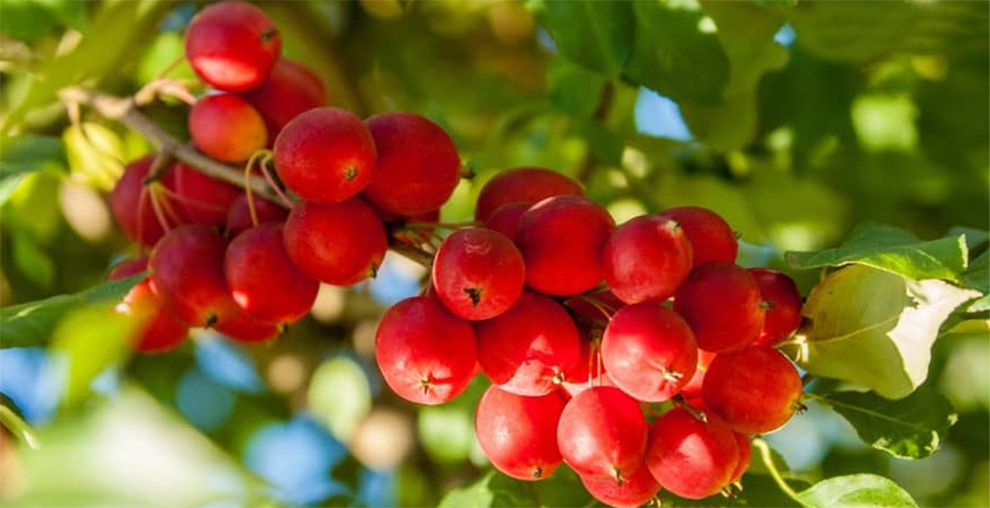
[0,404,39,449]
[753,438,801,503]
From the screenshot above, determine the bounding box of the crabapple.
[432,228,525,320]
[749,268,803,347]
[646,407,739,499]
[475,386,565,481]
[658,206,737,267]
[474,167,583,223]
[184,1,281,91]
[602,215,693,305]
[702,346,803,435]
[557,386,648,482]
[673,262,765,353]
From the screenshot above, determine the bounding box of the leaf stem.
[753,437,801,503]
[0,404,39,449]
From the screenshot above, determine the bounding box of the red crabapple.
[580,462,661,508]
[149,225,232,327]
[475,291,581,396]
[282,199,387,285]
[557,386,648,482]
[375,296,477,405]
[482,202,528,242]
[108,258,189,353]
[225,222,319,324]
[111,156,182,247]
[474,167,583,223]
[673,262,765,353]
[515,195,615,296]
[702,346,803,435]
[214,303,281,343]
[601,303,697,402]
[189,94,267,163]
[225,193,288,237]
[475,386,566,481]
[273,107,376,204]
[658,206,737,267]
[730,432,751,484]
[184,1,281,91]
[749,268,803,347]
[363,113,461,215]
[241,58,326,135]
[602,215,693,305]
[679,349,717,401]
[432,228,525,320]
[646,407,739,499]
[172,162,242,226]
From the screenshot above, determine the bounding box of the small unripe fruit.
[601,303,697,402]
[108,258,189,353]
[646,407,739,499]
[580,463,661,508]
[475,386,566,481]
[363,113,460,215]
[283,199,387,285]
[749,268,803,347]
[225,223,319,324]
[557,386,648,482]
[603,215,693,305]
[375,296,477,404]
[658,206,737,267]
[475,167,583,223]
[515,195,615,296]
[475,292,581,396]
[172,163,242,226]
[432,228,525,320]
[149,225,231,327]
[241,58,327,135]
[189,94,267,163]
[225,193,288,237]
[702,346,803,435]
[274,107,377,204]
[184,1,281,91]
[673,262,765,353]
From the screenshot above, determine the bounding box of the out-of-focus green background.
[0,1,986,507]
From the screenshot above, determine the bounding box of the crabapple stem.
[753,438,801,503]
[671,395,707,422]
[0,404,39,450]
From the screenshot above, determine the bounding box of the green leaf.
[438,472,536,508]
[547,58,606,118]
[788,1,989,64]
[961,250,988,294]
[50,306,137,407]
[0,0,85,42]
[810,384,957,459]
[786,222,968,282]
[11,228,56,290]
[623,0,730,105]
[796,474,918,508]
[783,264,979,399]
[0,135,67,206]
[0,274,144,349]
[572,118,624,167]
[536,1,634,77]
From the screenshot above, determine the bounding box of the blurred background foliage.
[0,0,987,507]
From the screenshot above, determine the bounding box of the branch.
[59,86,436,269]
[59,86,283,203]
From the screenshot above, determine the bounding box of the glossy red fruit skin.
[515,195,615,296]
[679,349,717,400]
[282,199,387,285]
[557,386,648,481]
[273,108,376,204]
[646,407,739,499]
[730,433,751,484]
[749,268,803,347]
[184,1,281,91]
[363,113,460,216]
[214,304,281,343]
[172,163,242,226]
[375,296,477,405]
[474,167,584,223]
[475,386,566,481]
[580,462,661,508]
[225,223,319,324]
[241,59,326,136]
[658,206,737,268]
[702,346,803,435]
[225,193,288,237]
[149,225,231,327]
[673,263,765,353]
[601,304,697,402]
[603,215,693,305]
[475,292,581,396]
[189,94,267,163]
[111,156,182,247]
[108,258,189,353]
[483,202,529,242]
[432,228,525,320]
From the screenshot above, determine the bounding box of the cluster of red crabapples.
[374,169,807,505]
[107,1,457,353]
